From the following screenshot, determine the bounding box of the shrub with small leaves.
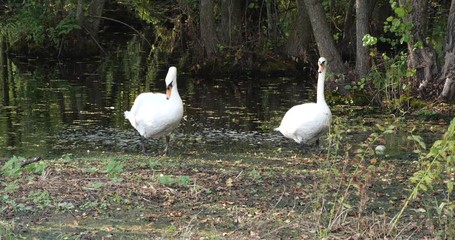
[410,117,454,196]
[390,117,454,236]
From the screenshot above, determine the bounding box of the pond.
[0,38,450,160]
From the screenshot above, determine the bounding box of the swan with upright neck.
[275,57,332,146]
[124,66,183,155]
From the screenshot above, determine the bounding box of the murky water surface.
[0,41,450,159]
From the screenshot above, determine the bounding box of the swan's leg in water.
[141,136,148,155]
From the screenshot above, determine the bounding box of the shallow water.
[0,40,449,159]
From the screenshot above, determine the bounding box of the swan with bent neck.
[125,66,183,155]
[275,57,332,146]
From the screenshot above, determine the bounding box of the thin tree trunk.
[341,0,355,58]
[284,0,312,60]
[266,0,279,43]
[0,36,7,84]
[401,0,438,93]
[355,0,370,79]
[440,0,455,100]
[220,0,244,47]
[86,0,106,37]
[200,0,218,56]
[76,0,85,26]
[303,0,346,74]
[75,0,105,38]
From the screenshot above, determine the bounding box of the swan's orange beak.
[166,85,172,100]
[318,64,324,73]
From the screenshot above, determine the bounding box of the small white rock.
[375,145,386,156]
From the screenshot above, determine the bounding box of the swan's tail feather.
[124,111,137,129]
[274,127,280,132]
[124,111,130,120]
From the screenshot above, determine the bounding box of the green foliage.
[1,156,24,176]
[1,156,46,177]
[362,34,377,47]
[105,159,124,177]
[410,117,454,195]
[370,52,413,110]
[88,182,104,189]
[248,168,263,182]
[1,194,33,213]
[0,221,17,239]
[0,1,80,50]
[3,180,19,193]
[28,190,52,209]
[57,202,75,211]
[344,77,366,92]
[391,117,455,236]
[383,0,413,46]
[79,200,110,211]
[158,174,191,186]
[346,0,419,110]
[344,50,413,109]
[51,14,81,44]
[148,159,161,170]
[26,161,46,175]
[354,0,421,109]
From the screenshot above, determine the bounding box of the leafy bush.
[390,117,455,237]
[410,118,454,194]
[1,156,46,177]
[1,156,24,176]
[0,1,80,50]
[346,0,417,110]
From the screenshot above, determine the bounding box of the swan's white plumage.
[124,66,183,154]
[275,57,332,145]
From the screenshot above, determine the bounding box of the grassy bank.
[1,129,452,240]
[2,114,454,239]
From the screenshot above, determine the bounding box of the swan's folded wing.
[279,103,329,144]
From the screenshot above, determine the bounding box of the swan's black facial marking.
[318,63,325,73]
[318,57,327,73]
[166,82,173,100]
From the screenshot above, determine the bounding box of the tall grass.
[313,117,454,238]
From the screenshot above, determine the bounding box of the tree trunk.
[401,0,438,94]
[75,0,105,38]
[355,0,371,79]
[340,0,355,58]
[440,0,455,101]
[0,36,7,85]
[284,0,312,60]
[303,0,346,74]
[76,0,85,26]
[86,0,106,37]
[266,0,279,43]
[200,0,218,56]
[220,0,245,47]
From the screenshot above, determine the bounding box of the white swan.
[124,66,183,155]
[275,57,332,147]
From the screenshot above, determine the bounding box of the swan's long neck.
[316,69,326,105]
[171,80,181,100]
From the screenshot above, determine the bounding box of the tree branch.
[20,157,42,168]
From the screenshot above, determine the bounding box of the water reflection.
[0,39,317,158]
[0,38,449,159]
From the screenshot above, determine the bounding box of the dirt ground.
[1,137,451,240]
